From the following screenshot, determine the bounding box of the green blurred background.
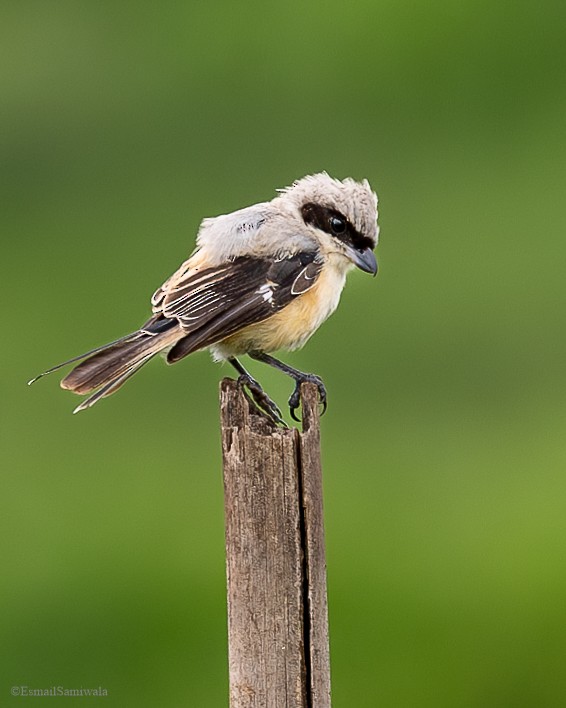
[3,1,566,706]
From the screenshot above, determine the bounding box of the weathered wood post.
[220,379,331,708]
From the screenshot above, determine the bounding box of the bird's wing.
[149,251,323,361]
[149,202,271,313]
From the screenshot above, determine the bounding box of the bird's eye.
[329,215,347,236]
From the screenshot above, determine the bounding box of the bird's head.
[278,172,379,275]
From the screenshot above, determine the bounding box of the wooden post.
[220,379,331,708]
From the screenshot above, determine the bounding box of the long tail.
[29,324,181,412]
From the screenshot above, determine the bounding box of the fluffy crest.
[276,172,379,247]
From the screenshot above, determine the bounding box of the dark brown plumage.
[28,173,378,420]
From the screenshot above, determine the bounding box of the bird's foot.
[288,374,327,422]
[237,374,287,427]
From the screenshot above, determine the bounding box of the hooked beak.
[347,245,378,276]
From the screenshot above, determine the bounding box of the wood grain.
[298,383,331,707]
[220,379,330,708]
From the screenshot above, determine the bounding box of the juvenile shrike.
[30,173,379,424]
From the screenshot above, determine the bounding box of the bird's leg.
[228,357,286,426]
[248,352,327,422]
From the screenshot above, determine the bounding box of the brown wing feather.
[150,252,323,362]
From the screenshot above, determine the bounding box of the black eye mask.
[300,202,374,252]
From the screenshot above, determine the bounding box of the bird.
[29,173,379,424]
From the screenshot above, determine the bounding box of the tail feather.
[27,331,142,386]
[72,352,157,413]
[61,329,179,395]
[28,316,183,412]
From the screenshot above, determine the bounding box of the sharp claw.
[270,400,283,419]
[287,375,327,421]
[263,401,286,427]
[288,387,300,421]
